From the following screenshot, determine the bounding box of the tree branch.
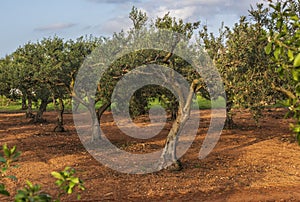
[271,83,296,99]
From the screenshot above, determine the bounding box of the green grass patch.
[46,101,73,111]
[1,94,286,114]
[193,96,226,109]
[0,96,24,111]
[148,95,225,110]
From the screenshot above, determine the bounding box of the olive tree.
[265,0,300,143]
[198,3,288,128]
[0,56,14,100]
[73,7,222,170]
[10,42,50,120]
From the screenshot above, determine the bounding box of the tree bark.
[71,91,104,142]
[158,80,199,171]
[33,97,49,123]
[26,96,34,118]
[82,101,110,142]
[170,109,177,121]
[88,104,101,142]
[224,100,234,129]
[54,98,65,132]
[170,100,178,120]
[21,94,27,110]
[271,83,296,100]
[97,101,111,121]
[72,100,80,113]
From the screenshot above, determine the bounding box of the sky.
[0,0,265,58]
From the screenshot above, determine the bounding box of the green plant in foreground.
[0,144,21,174]
[51,167,85,201]
[14,167,85,202]
[0,144,85,201]
[14,181,52,202]
[0,144,21,196]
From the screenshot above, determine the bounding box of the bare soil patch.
[0,108,299,201]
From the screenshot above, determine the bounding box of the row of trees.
[0,36,98,131]
[198,3,293,127]
[0,1,299,168]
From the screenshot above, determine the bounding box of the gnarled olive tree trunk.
[21,94,27,110]
[225,100,234,129]
[97,101,111,122]
[87,104,101,142]
[54,98,65,132]
[25,95,34,118]
[33,97,49,123]
[158,79,199,171]
[87,101,111,142]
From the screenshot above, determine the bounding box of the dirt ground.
[0,108,300,202]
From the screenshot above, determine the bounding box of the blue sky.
[0,0,264,58]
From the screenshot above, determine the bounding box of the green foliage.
[15,181,52,202]
[155,12,200,39]
[266,0,300,143]
[2,3,298,136]
[198,3,288,126]
[0,144,21,197]
[51,167,85,201]
[0,144,21,170]
[0,144,20,180]
[1,7,207,138]
[0,35,100,124]
[76,8,203,126]
[129,6,148,30]
[12,167,85,202]
[0,183,10,196]
[0,144,85,201]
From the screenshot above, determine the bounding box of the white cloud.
[35,23,77,32]
[92,0,266,36]
[155,6,198,21]
[135,0,266,33]
[140,0,266,19]
[99,16,132,35]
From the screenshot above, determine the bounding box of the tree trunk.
[225,101,234,129]
[21,94,27,110]
[33,98,49,123]
[96,102,111,122]
[73,100,80,113]
[158,80,199,171]
[85,101,112,142]
[54,98,65,132]
[88,104,101,142]
[26,96,34,118]
[170,103,178,120]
